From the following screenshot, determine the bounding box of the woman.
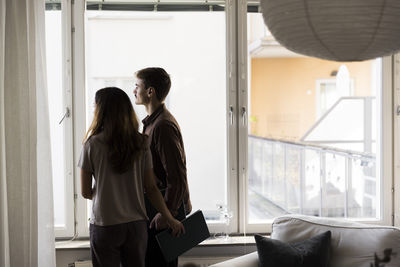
[78,87,184,267]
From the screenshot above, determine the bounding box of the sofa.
[211,214,400,267]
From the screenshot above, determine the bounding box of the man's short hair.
[135,67,171,102]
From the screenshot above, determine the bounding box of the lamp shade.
[260,0,400,61]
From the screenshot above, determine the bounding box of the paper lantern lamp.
[260,0,400,61]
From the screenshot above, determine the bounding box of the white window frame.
[238,0,249,234]
[380,56,394,227]
[239,1,394,233]
[70,0,239,238]
[394,53,400,227]
[51,0,75,239]
[72,0,89,238]
[53,0,396,238]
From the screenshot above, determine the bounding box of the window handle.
[241,106,247,126]
[59,107,70,124]
[229,106,234,125]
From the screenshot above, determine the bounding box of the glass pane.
[85,10,227,222]
[303,149,321,216]
[247,10,381,223]
[45,10,66,227]
[322,153,346,217]
[286,146,301,214]
[271,143,285,208]
[349,156,377,218]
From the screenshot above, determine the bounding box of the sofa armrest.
[210,252,258,267]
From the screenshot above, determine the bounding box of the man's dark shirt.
[142,104,191,216]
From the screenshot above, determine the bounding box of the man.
[134,67,192,267]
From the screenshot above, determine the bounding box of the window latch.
[242,106,247,126]
[59,107,70,124]
[229,106,234,125]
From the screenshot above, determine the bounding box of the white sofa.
[211,214,400,267]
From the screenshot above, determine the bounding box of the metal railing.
[248,135,377,219]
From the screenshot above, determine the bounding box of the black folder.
[155,210,210,262]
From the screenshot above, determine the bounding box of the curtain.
[0,0,55,267]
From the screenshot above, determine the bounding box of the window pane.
[247,11,382,223]
[45,10,66,227]
[322,153,346,217]
[349,156,377,217]
[303,149,321,216]
[285,146,301,214]
[85,10,227,222]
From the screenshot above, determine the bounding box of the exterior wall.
[250,57,373,140]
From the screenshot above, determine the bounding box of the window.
[45,0,74,238]
[316,76,355,119]
[46,0,396,238]
[245,3,392,233]
[84,6,229,233]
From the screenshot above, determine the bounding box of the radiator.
[68,257,232,267]
[68,260,92,267]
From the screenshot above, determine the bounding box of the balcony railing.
[248,135,378,221]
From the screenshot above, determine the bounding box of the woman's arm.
[144,168,185,236]
[80,169,93,200]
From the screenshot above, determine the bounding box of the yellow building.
[250,57,373,141]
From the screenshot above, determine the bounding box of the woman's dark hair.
[135,67,171,101]
[83,87,146,173]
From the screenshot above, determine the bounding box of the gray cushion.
[255,231,331,267]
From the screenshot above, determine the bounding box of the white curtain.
[0,0,55,267]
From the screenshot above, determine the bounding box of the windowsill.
[56,240,90,250]
[55,235,261,250]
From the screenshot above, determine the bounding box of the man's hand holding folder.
[156,210,210,262]
[151,213,186,236]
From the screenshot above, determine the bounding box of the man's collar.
[142,103,165,126]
